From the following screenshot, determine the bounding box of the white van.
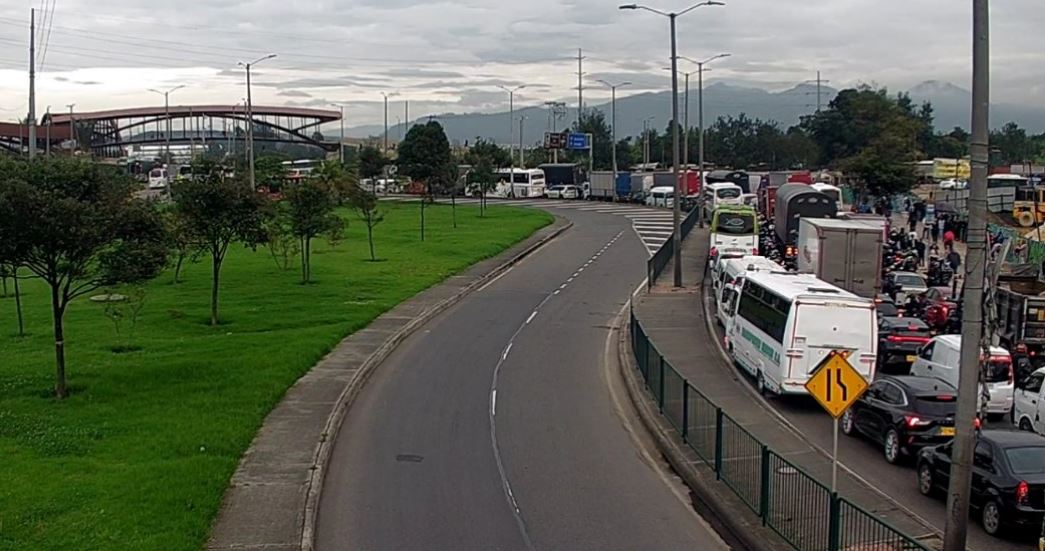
[645,186,675,208]
[1014,368,1045,433]
[703,182,742,216]
[147,167,170,190]
[910,334,1013,418]
[811,182,843,212]
[726,270,878,395]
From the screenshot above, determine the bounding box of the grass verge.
[0,202,552,550]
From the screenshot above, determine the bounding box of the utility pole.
[804,71,830,113]
[239,53,276,189]
[576,48,585,128]
[598,80,631,194]
[683,71,691,168]
[498,85,526,194]
[330,104,344,164]
[943,1,989,550]
[404,99,409,135]
[45,105,51,155]
[28,8,37,159]
[518,115,526,167]
[66,103,75,152]
[381,92,390,155]
[680,53,730,227]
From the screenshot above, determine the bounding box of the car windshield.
[876,302,899,316]
[1004,446,1045,475]
[712,213,755,235]
[895,274,926,288]
[716,188,741,199]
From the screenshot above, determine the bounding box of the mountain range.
[344,80,1045,145]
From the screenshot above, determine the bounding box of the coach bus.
[724,270,877,396]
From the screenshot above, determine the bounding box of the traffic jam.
[706,172,1045,542]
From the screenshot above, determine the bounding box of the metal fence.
[629,309,933,551]
[646,206,700,289]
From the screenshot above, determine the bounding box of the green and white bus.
[724,270,878,395]
[709,205,759,259]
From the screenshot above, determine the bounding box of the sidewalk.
[632,227,940,546]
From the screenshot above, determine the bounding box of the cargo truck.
[796,218,884,298]
[996,266,1045,369]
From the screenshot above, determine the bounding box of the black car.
[842,376,958,464]
[877,317,932,373]
[875,295,901,319]
[917,429,1045,536]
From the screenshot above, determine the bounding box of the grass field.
[0,202,552,550]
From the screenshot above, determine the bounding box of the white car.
[888,271,928,304]
[1013,368,1045,434]
[939,179,968,190]
[546,185,580,200]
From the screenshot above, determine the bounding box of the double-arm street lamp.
[596,80,631,186]
[147,84,185,163]
[330,103,345,163]
[619,1,724,288]
[238,53,277,189]
[497,84,527,180]
[679,52,730,227]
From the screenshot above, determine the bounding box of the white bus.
[725,270,878,395]
[494,168,547,198]
[811,182,843,212]
[714,256,782,327]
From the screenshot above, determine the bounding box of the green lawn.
[0,202,552,551]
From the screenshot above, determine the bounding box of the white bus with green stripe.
[725,270,878,395]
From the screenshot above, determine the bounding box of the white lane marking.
[502,342,513,360]
[567,277,574,283]
[578,267,584,272]
[553,289,561,295]
[525,310,537,324]
[491,389,498,416]
[572,272,580,277]
[559,283,568,289]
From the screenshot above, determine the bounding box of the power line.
[38,0,57,71]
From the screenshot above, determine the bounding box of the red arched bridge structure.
[1,105,341,157]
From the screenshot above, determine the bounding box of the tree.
[284,176,344,283]
[397,121,454,241]
[162,208,199,284]
[172,168,268,326]
[991,122,1039,166]
[358,145,388,191]
[0,244,25,337]
[802,87,922,195]
[309,159,357,204]
[0,157,169,398]
[348,184,384,261]
[262,201,299,271]
[253,154,288,192]
[466,156,497,216]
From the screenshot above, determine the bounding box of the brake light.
[887,335,931,344]
[1017,480,1029,505]
[937,394,955,401]
[905,415,932,428]
[974,417,982,430]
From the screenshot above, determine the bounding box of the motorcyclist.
[904,292,927,318]
[1014,343,1035,386]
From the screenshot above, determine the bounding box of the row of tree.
[0,156,383,399]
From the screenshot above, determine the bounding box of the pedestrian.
[947,249,962,272]
[943,228,955,250]
[930,218,940,244]
[915,238,926,266]
[904,197,912,213]
[908,210,918,233]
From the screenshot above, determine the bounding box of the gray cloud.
[379,68,466,79]
[278,90,312,98]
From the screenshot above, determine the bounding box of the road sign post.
[803,350,869,493]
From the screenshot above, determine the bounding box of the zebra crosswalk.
[379,196,674,255]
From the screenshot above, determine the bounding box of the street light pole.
[598,80,632,197]
[942,2,989,550]
[330,104,345,164]
[620,1,724,288]
[381,92,390,155]
[498,84,526,193]
[45,105,51,156]
[66,103,76,152]
[238,53,276,189]
[148,85,185,164]
[680,53,731,228]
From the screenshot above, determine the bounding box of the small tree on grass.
[0,257,25,337]
[0,157,169,398]
[466,156,497,217]
[163,208,199,284]
[101,285,147,353]
[358,145,387,193]
[285,176,344,283]
[263,201,299,271]
[398,121,454,241]
[173,169,268,326]
[349,184,384,261]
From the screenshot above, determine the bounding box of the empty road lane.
[316,207,726,551]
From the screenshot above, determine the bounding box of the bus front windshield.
[712,212,756,235]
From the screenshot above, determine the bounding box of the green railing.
[647,206,700,289]
[629,309,933,551]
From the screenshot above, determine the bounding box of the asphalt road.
[704,295,1034,551]
[316,207,728,551]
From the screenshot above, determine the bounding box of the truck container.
[757,172,791,218]
[774,183,836,244]
[796,218,884,298]
[707,170,750,193]
[589,171,616,200]
[996,266,1045,367]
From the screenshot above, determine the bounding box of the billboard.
[932,158,971,180]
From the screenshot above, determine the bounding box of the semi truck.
[796,217,884,298]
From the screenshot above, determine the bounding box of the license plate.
[939,427,955,436]
[906,355,917,363]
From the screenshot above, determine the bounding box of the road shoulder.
[207,216,571,551]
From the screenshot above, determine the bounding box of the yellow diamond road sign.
[804,350,869,418]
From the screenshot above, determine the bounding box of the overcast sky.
[0,0,1041,130]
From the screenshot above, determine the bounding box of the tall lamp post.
[330,103,345,164]
[497,84,527,191]
[680,52,730,227]
[147,84,186,163]
[66,103,76,153]
[238,53,277,189]
[597,80,631,189]
[620,1,724,288]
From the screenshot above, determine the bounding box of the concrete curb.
[614,299,784,551]
[298,217,572,551]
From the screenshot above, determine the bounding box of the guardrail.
[646,206,700,289]
[629,310,933,551]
